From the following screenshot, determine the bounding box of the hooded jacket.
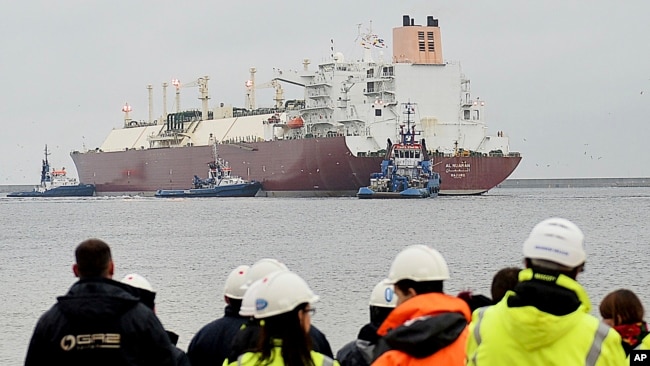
[24,278,176,366]
[371,292,471,366]
[466,268,626,366]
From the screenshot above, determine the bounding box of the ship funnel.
[427,16,438,27]
[403,15,410,26]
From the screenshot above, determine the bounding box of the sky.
[2,0,649,184]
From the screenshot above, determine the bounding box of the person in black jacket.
[336,279,396,366]
[24,238,176,366]
[187,264,251,366]
[120,273,191,366]
[224,260,334,364]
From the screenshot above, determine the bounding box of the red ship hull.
[71,137,521,196]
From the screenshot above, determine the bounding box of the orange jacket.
[372,292,471,366]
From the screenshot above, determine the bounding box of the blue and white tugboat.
[155,141,262,198]
[7,145,95,197]
[357,103,441,199]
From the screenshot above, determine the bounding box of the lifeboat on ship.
[287,116,304,129]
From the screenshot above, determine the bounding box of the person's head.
[600,289,645,327]
[368,279,397,327]
[522,218,585,279]
[386,244,449,305]
[73,238,114,279]
[254,271,318,366]
[490,267,521,302]
[242,258,289,289]
[121,273,156,310]
[223,265,249,309]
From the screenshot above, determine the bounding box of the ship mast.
[122,102,133,127]
[147,84,154,124]
[172,78,181,112]
[162,82,168,124]
[246,67,256,110]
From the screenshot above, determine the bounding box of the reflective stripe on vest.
[585,322,610,366]
[237,354,244,366]
[322,355,334,366]
[471,306,489,365]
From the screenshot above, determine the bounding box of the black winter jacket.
[187,304,249,366]
[24,278,176,366]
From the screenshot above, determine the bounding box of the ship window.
[367,69,374,78]
[418,32,424,40]
[427,32,434,41]
[415,151,420,158]
[473,110,480,120]
[367,82,374,93]
[419,41,426,52]
[464,110,470,120]
[375,109,382,117]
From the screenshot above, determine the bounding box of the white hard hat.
[387,244,450,283]
[254,271,319,319]
[522,217,586,268]
[369,279,397,308]
[121,273,154,292]
[242,258,289,289]
[223,265,250,300]
[239,279,264,317]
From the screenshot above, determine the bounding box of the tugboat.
[7,145,95,197]
[357,103,441,199]
[155,139,262,198]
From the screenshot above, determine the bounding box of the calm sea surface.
[2,187,649,364]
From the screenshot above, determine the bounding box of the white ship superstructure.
[269,15,513,159]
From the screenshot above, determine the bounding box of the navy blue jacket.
[187,304,248,366]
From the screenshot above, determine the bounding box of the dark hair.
[228,298,243,311]
[490,267,521,302]
[525,258,582,280]
[75,239,112,278]
[369,306,393,327]
[394,279,443,296]
[600,289,645,326]
[256,303,313,366]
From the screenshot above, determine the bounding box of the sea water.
[2,187,649,364]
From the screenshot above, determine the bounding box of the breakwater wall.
[499,178,650,189]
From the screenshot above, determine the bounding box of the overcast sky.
[2,1,649,184]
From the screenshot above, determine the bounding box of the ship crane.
[171,76,210,121]
[245,67,285,110]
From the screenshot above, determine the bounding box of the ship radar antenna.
[356,20,385,62]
